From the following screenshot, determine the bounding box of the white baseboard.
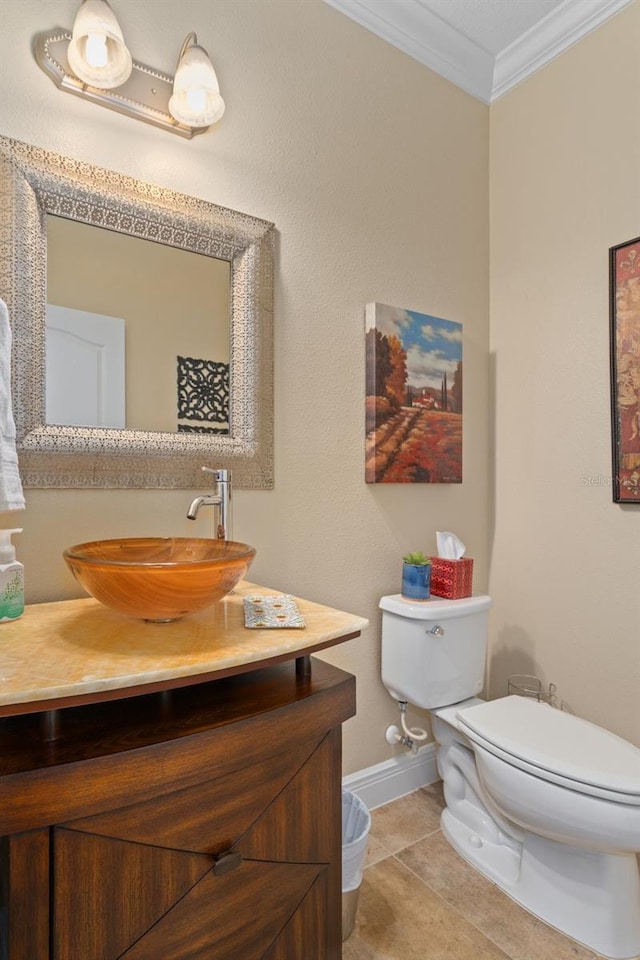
[342,742,439,810]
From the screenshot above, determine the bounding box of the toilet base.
[442,807,640,960]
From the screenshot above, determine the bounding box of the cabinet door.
[0,831,49,960]
[53,731,341,960]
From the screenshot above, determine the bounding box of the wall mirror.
[0,136,274,489]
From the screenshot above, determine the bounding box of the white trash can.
[341,789,371,940]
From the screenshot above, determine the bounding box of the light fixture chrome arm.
[176,33,198,70]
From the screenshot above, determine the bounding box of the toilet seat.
[456,696,640,805]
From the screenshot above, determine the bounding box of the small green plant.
[403,551,431,566]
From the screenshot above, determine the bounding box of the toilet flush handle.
[427,625,445,637]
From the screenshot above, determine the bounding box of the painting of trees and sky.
[365,302,462,484]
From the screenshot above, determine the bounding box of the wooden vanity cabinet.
[0,658,355,960]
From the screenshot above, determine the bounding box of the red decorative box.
[430,557,473,599]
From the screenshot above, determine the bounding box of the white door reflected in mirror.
[45,304,125,428]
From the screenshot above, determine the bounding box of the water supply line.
[385,700,429,755]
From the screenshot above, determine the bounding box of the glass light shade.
[168,39,225,128]
[67,0,132,89]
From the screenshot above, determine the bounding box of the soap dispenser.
[0,528,24,622]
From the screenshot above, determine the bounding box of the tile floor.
[343,783,637,960]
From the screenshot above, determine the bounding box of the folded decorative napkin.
[0,298,25,512]
[243,595,306,629]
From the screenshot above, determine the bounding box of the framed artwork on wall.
[609,236,640,504]
[365,302,462,484]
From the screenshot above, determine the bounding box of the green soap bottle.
[0,528,24,622]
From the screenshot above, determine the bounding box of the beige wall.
[47,216,230,432]
[0,0,490,772]
[489,3,640,743]
[1,0,637,763]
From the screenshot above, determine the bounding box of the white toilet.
[380,593,640,960]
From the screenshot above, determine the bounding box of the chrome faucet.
[187,468,231,540]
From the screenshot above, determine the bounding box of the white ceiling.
[324,0,633,102]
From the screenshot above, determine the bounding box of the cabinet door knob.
[213,850,242,876]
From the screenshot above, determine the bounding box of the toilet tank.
[380,594,491,710]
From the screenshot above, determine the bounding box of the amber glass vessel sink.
[63,538,256,622]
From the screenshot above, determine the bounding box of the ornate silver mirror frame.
[0,136,274,489]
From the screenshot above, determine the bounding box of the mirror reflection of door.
[46,215,231,434]
[46,305,125,428]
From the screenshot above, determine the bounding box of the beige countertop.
[0,581,368,715]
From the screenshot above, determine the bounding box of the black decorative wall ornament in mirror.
[177,356,230,435]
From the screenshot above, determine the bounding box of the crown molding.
[324,0,494,103]
[324,0,635,104]
[492,0,635,101]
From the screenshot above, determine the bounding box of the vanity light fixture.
[35,0,225,139]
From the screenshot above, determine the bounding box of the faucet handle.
[201,467,230,482]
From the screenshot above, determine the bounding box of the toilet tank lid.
[379,594,491,620]
[457,696,640,798]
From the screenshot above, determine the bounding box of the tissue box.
[430,557,473,599]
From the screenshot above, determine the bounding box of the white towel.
[0,298,26,512]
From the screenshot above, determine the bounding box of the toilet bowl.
[380,594,640,960]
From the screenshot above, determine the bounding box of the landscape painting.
[365,302,462,484]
